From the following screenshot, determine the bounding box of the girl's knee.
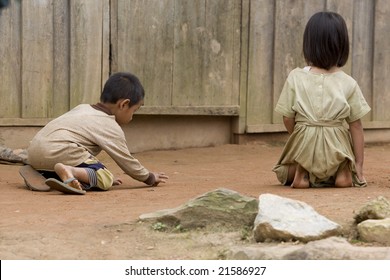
[335,176,352,188]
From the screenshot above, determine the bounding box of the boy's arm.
[349,119,365,181]
[101,132,168,185]
[94,119,168,186]
[283,116,295,134]
[100,134,151,182]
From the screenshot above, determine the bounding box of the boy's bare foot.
[54,163,83,191]
[291,164,310,188]
[335,165,353,188]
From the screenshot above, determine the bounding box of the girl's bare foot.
[291,164,310,188]
[54,163,83,190]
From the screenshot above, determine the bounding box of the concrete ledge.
[0,115,234,152]
[122,115,233,152]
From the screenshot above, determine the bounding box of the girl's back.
[278,67,369,125]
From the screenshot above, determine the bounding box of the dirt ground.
[0,142,389,260]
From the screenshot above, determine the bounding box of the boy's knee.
[96,168,114,191]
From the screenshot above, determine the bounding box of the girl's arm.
[349,119,365,181]
[283,116,295,134]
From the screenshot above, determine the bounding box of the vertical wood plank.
[110,0,118,74]
[203,0,241,106]
[70,0,106,106]
[0,0,22,118]
[272,0,325,123]
[326,0,354,75]
[231,0,242,107]
[351,0,374,121]
[101,0,110,88]
[246,0,274,127]
[172,0,241,106]
[52,0,70,117]
[117,0,174,107]
[173,0,206,106]
[21,0,54,118]
[234,0,250,134]
[373,0,390,121]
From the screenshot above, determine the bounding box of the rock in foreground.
[253,194,341,242]
[139,188,258,230]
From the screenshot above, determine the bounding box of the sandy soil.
[0,143,389,259]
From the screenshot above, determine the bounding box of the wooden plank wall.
[1,0,390,134]
[0,0,108,123]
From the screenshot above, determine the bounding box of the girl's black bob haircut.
[100,72,145,107]
[303,12,349,70]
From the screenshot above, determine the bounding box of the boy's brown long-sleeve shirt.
[27,104,150,182]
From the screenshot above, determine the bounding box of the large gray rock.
[285,236,390,260]
[139,188,258,230]
[354,196,390,224]
[254,194,341,242]
[357,218,390,245]
[227,243,303,260]
[227,237,390,260]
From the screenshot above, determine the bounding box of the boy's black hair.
[303,12,349,70]
[100,72,145,107]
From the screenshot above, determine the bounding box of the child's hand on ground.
[152,172,169,186]
[113,178,123,185]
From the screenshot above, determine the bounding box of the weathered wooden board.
[246,0,274,127]
[101,0,110,90]
[373,0,390,121]
[70,0,107,107]
[271,0,324,124]
[235,0,250,134]
[172,0,241,106]
[0,0,22,118]
[351,0,374,121]
[326,0,354,75]
[21,0,54,118]
[52,0,70,117]
[116,0,174,107]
